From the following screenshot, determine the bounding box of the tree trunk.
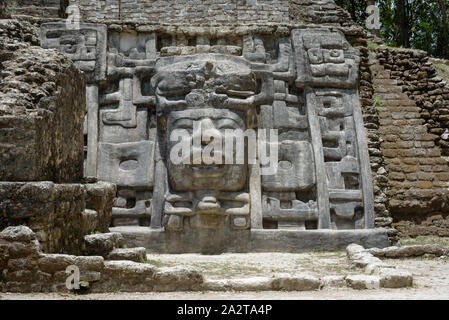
[0,0,7,18]
[436,0,449,58]
[395,0,411,47]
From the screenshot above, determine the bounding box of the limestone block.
[208,277,273,292]
[346,275,380,290]
[379,268,413,288]
[102,260,157,279]
[73,256,104,272]
[321,276,347,288]
[271,274,321,291]
[4,241,42,259]
[83,233,124,257]
[106,247,147,262]
[37,254,77,274]
[0,226,36,243]
[153,266,204,291]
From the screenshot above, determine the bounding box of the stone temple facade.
[31,0,388,253]
[7,0,430,254]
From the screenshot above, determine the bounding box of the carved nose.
[199,119,221,146]
[191,118,222,165]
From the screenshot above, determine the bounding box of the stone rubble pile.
[346,244,413,289]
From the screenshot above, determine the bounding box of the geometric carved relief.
[163,191,250,231]
[262,192,318,230]
[307,88,369,229]
[260,76,317,229]
[262,140,316,191]
[292,29,360,89]
[40,22,107,83]
[112,189,152,226]
[97,141,154,188]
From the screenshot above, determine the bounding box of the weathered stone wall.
[0,182,116,255]
[358,49,395,242]
[0,19,117,254]
[67,0,290,25]
[371,47,449,238]
[289,0,355,27]
[0,19,85,183]
[0,226,203,293]
[9,0,62,18]
[376,48,449,155]
[10,0,358,27]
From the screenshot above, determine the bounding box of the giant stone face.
[153,56,257,192]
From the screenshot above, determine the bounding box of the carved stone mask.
[152,55,258,192]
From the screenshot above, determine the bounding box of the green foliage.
[335,0,449,59]
[140,258,167,267]
[433,62,449,82]
[335,0,368,26]
[6,1,17,14]
[373,97,382,115]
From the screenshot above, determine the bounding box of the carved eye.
[330,49,342,58]
[218,119,239,130]
[158,87,190,101]
[173,120,194,130]
[119,159,139,171]
[215,89,254,100]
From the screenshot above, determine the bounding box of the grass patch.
[367,40,379,51]
[140,259,172,268]
[367,40,407,52]
[400,236,449,247]
[110,286,121,293]
[432,62,449,83]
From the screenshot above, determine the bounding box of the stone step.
[376,93,409,100]
[372,79,399,86]
[109,226,390,253]
[83,232,124,257]
[106,247,147,262]
[373,86,402,94]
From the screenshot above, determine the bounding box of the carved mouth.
[189,165,225,178]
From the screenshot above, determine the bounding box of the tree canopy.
[335,0,449,59]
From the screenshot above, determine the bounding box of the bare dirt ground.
[2,247,448,300]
